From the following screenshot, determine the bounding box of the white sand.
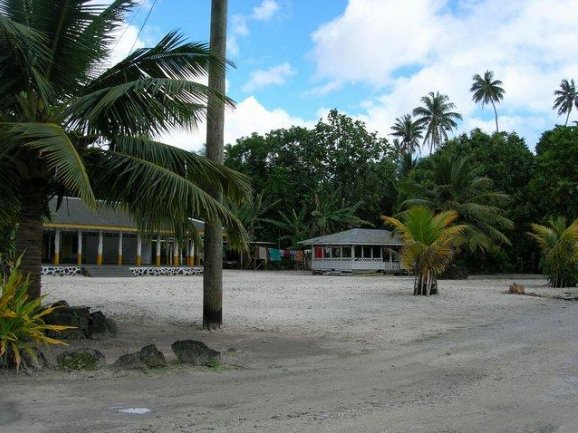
[3,271,578,433]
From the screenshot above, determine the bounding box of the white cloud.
[309,0,578,149]
[228,1,282,56]
[242,62,296,92]
[252,0,280,21]
[157,96,314,151]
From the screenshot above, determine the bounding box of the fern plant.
[0,259,72,371]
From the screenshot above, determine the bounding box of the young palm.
[413,92,462,153]
[470,70,505,133]
[400,155,513,252]
[528,217,578,288]
[553,79,577,125]
[383,206,466,296]
[0,1,250,297]
[389,114,424,155]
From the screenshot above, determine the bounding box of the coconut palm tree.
[553,79,577,125]
[0,0,250,298]
[382,206,466,296]
[310,189,372,236]
[389,114,424,155]
[528,217,578,288]
[470,70,505,133]
[413,92,462,153]
[400,155,513,253]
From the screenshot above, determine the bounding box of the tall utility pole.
[203,0,227,329]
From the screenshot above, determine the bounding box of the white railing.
[312,257,401,272]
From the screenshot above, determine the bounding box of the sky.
[111,0,578,152]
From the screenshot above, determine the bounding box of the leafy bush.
[0,259,72,371]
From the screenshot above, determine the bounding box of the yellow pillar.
[76,230,82,265]
[188,240,195,266]
[97,231,103,265]
[117,232,123,265]
[173,242,180,267]
[155,235,161,266]
[136,235,142,266]
[53,230,61,265]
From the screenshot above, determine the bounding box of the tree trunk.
[15,179,47,299]
[203,0,228,330]
[414,269,438,296]
[491,101,499,133]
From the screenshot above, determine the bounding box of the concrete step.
[84,265,135,278]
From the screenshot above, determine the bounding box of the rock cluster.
[44,300,117,339]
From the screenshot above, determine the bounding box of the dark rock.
[44,302,91,339]
[57,348,105,370]
[0,348,48,370]
[139,344,166,368]
[88,311,117,338]
[112,344,167,370]
[112,352,144,370]
[171,340,220,366]
[509,283,525,295]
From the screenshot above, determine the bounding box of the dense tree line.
[226,110,578,275]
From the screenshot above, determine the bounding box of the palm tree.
[203,0,229,329]
[310,190,372,236]
[382,206,466,296]
[227,192,279,241]
[389,114,424,155]
[413,92,462,153]
[0,0,250,298]
[400,155,513,252]
[553,79,577,125]
[273,207,311,249]
[528,217,578,288]
[470,70,505,133]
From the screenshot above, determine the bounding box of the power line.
[130,0,159,52]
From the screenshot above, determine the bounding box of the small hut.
[299,228,403,274]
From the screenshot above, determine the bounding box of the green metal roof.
[299,228,402,246]
[44,197,204,232]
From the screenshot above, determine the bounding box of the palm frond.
[1,122,95,208]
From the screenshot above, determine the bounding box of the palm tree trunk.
[565,110,570,126]
[491,101,499,133]
[15,180,47,299]
[203,0,228,330]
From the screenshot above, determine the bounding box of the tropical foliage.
[0,259,71,371]
[413,91,462,153]
[470,70,505,132]
[528,217,578,287]
[383,206,466,296]
[553,79,577,125]
[400,154,513,253]
[389,114,424,155]
[225,109,396,241]
[0,0,250,297]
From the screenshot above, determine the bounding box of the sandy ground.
[2,271,578,433]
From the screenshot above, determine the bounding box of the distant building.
[299,228,404,274]
[42,197,203,267]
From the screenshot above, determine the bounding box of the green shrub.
[0,259,72,371]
